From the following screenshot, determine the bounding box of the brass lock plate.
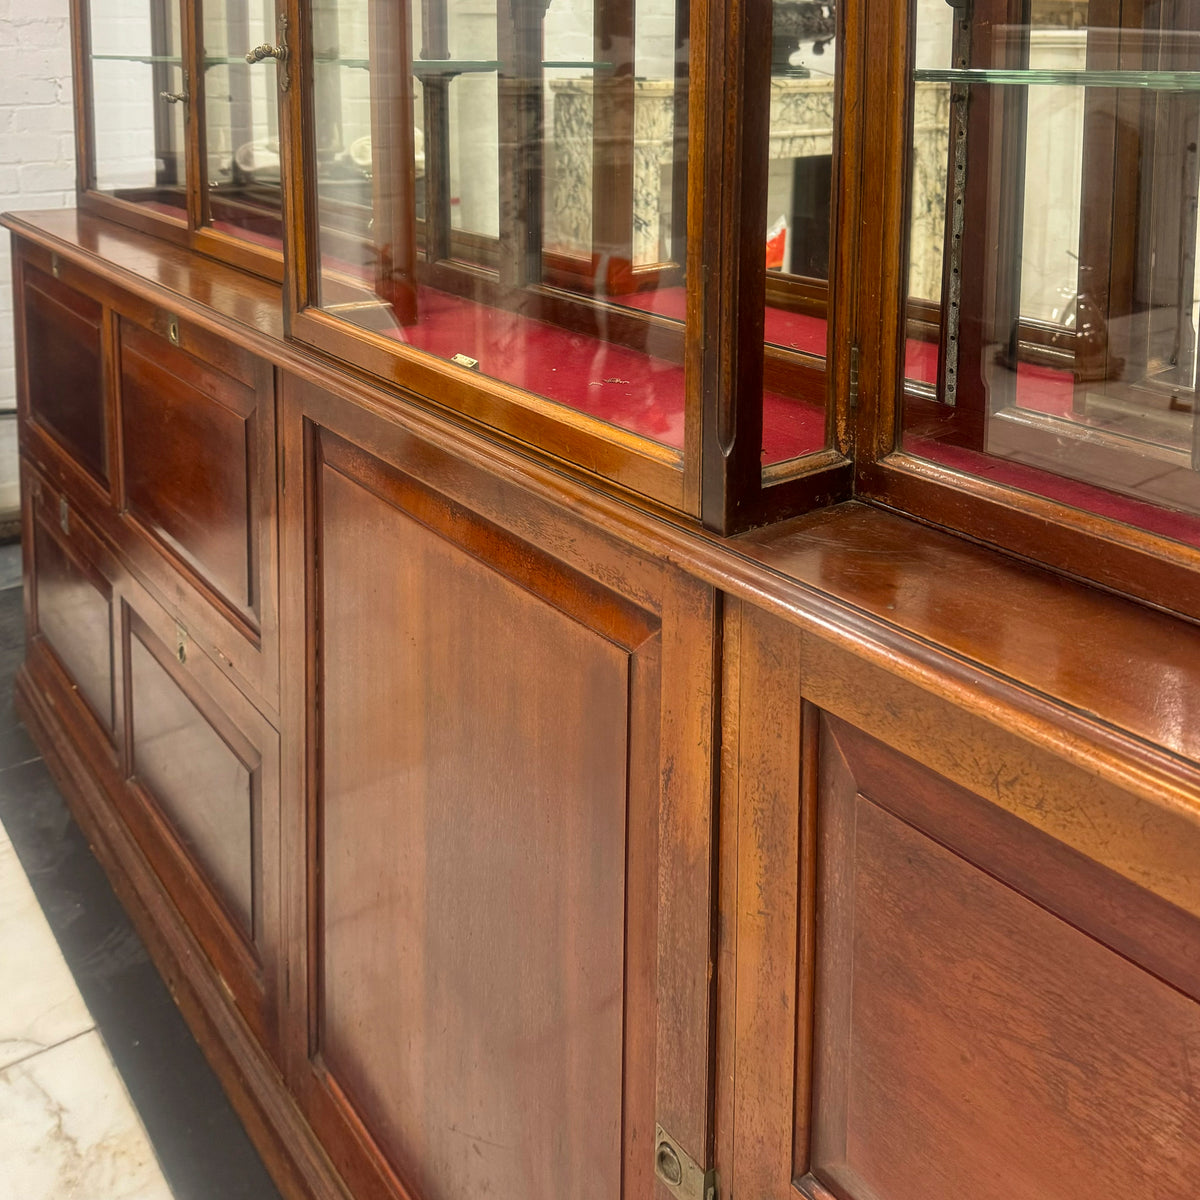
[654,1124,717,1200]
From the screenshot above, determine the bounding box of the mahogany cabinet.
[719,599,1200,1200]
[8,211,1200,1200]
[8,0,1200,1196]
[275,374,718,1200]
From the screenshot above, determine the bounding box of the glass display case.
[62,0,1200,613]
[85,0,187,220]
[76,0,289,276]
[864,0,1200,611]
[287,0,851,518]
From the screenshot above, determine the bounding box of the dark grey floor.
[0,543,283,1200]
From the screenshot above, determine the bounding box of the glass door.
[76,0,288,276]
[199,0,287,255]
[902,0,1200,543]
[84,0,189,224]
[291,0,695,509]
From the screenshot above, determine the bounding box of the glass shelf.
[915,66,1200,91]
[411,59,501,75]
[312,55,612,72]
[91,53,183,65]
[204,54,274,66]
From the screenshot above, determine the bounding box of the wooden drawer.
[118,318,267,625]
[118,587,281,1058]
[19,264,110,488]
[113,315,279,712]
[26,469,120,750]
[23,461,281,1058]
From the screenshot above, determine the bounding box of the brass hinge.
[654,1125,717,1200]
[848,342,860,413]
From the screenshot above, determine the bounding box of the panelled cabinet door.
[19,264,110,488]
[22,461,283,1058]
[25,470,120,748]
[120,591,282,1056]
[278,376,718,1200]
[721,600,1200,1200]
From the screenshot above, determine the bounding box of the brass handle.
[159,70,189,106]
[245,43,285,64]
[244,15,290,91]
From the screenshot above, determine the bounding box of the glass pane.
[89,0,187,218]
[904,0,1200,548]
[311,0,689,454]
[203,0,284,245]
[762,1,838,468]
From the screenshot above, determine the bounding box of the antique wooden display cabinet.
[7,0,1200,1197]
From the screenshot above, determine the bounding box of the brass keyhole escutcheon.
[656,1141,683,1188]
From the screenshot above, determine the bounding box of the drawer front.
[120,589,281,1056]
[22,266,108,486]
[29,475,117,743]
[119,318,265,627]
[128,615,256,938]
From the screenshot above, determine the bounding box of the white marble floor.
[0,815,175,1200]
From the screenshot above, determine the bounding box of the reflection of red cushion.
[766,215,787,271]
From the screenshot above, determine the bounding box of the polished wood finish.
[718,601,1200,1200]
[316,458,634,1200]
[29,487,116,737]
[24,457,282,1054]
[120,319,260,617]
[716,599,809,1200]
[21,265,108,484]
[122,595,280,1054]
[12,47,1200,1196]
[809,714,1200,1200]
[276,376,717,1200]
[129,620,254,936]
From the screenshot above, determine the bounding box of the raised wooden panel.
[806,715,1200,1200]
[314,454,651,1200]
[119,319,257,617]
[115,589,280,1056]
[23,267,107,483]
[32,513,115,737]
[265,402,725,1200]
[129,620,255,936]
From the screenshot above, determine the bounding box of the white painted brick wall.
[0,0,75,501]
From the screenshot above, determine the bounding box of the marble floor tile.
[0,1029,173,1200]
[0,825,92,1071]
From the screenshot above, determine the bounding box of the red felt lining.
[904,433,1200,548]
